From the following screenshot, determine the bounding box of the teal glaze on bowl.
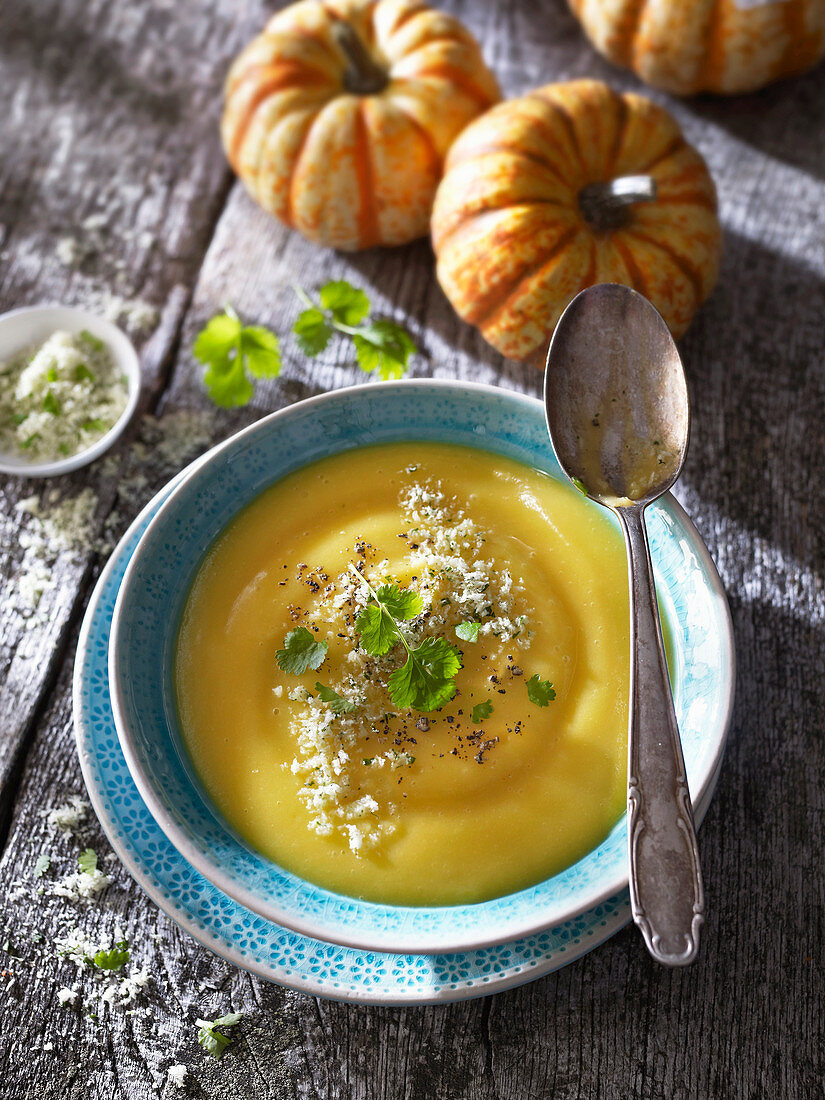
[75,473,726,1004]
[108,381,735,955]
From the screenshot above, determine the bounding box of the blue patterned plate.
[74,466,726,1004]
[108,382,735,954]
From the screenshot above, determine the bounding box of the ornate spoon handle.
[617,504,705,966]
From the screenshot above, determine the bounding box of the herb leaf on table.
[93,940,130,971]
[196,1012,244,1060]
[193,305,281,407]
[294,280,416,379]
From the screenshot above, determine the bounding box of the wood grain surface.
[1,1,824,1097]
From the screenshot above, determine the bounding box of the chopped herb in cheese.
[0,330,129,463]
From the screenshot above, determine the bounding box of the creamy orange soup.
[174,442,629,905]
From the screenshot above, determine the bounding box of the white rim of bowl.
[0,304,140,477]
[108,379,736,954]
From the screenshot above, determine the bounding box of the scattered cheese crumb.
[55,237,83,266]
[51,862,113,902]
[57,986,78,1005]
[101,295,158,336]
[167,1064,188,1088]
[40,796,88,836]
[13,491,98,625]
[118,967,151,1004]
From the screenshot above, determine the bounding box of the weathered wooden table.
[1,1,824,1096]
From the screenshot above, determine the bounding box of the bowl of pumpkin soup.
[109,381,734,954]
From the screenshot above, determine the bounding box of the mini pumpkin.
[431,80,721,364]
[222,0,499,251]
[569,0,825,95]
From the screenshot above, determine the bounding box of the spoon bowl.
[545,284,690,507]
[545,284,704,967]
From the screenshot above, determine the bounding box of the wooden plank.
[0,0,270,817]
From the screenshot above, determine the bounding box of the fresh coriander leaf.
[33,853,50,879]
[93,940,130,971]
[42,391,61,416]
[375,584,422,621]
[11,412,27,425]
[196,1013,243,1061]
[240,326,281,379]
[315,682,358,714]
[355,581,422,657]
[213,1012,244,1028]
[203,355,253,408]
[58,442,71,455]
[75,363,95,383]
[526,674,556,707]
[46,367,58,382]
[193,311,242,366]
[193,310,281,408]
[276,627,328,675]
[22,434,39,449]
[362,758,374,766]
[352,320,416,380]
[293,308,333,356]
[197,1022,232,1060]
[319,280,370,326]
[387,636,462,712]
[456,621,480,643]
[82,417,107,433]
[471,699,494,723]
[293,284,416,378]
[78,849,98,874]
[356,602,401,657]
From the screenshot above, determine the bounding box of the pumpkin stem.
[578,176,657,231]
[332,20,389,96]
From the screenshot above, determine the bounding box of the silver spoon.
[544,283,704,967]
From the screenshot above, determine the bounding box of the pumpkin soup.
[174,441,629,906]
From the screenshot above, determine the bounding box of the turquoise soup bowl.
[109,380,734,955]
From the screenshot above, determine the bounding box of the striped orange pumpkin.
[431,81,722,364]
[569,0,825,95]
[221,0,499,251]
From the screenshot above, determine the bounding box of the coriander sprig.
[349,565,462,713]
[294,280,416,380]
[193,305,281,407]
